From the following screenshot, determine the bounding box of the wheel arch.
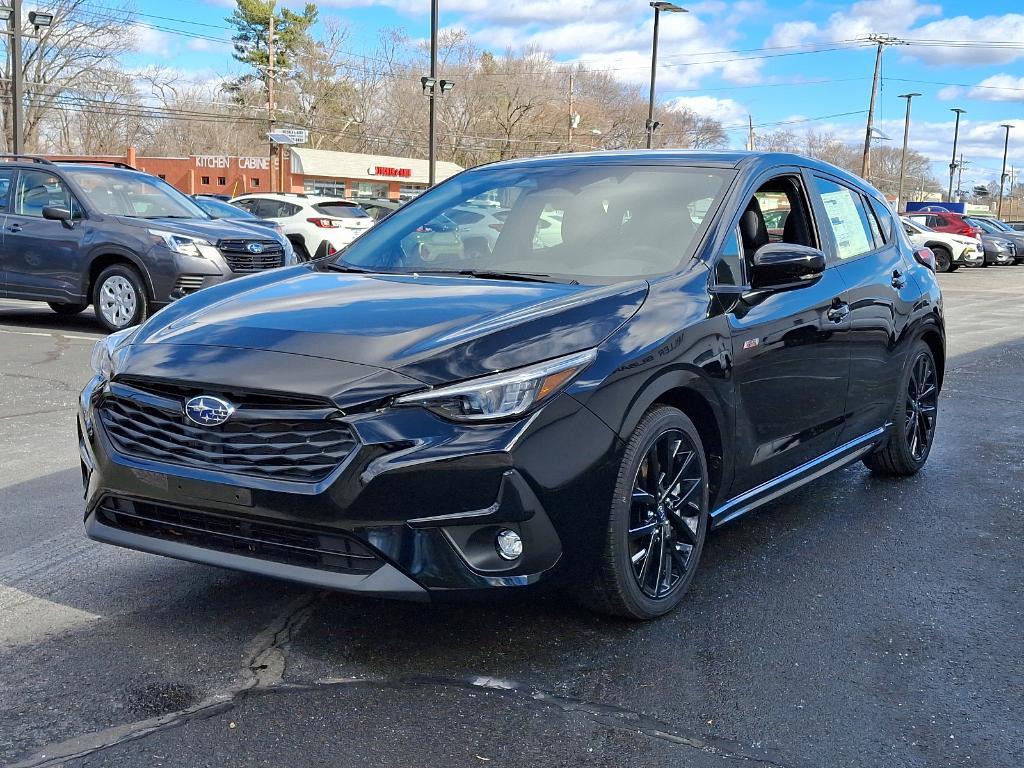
[86,250,155,302]
[614,369,730,509]
[918,324,946,390]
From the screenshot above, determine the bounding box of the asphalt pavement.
[0,267,1021,768]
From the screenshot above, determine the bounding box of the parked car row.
[901,209,1023,270]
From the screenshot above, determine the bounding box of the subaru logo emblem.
[246,242,265,254]
[184,395,235,427]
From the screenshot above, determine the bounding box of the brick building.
[43,147,463,200]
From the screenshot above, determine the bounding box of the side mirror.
[42,206,74,228]
[750,243,826,291]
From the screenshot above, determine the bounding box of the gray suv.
[0,156,294,331]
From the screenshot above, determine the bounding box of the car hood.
[115,216,278,242]
[131,265,648,385]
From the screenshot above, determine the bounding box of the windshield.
[65,168,209,219]
[335,164,733,282]
[904,218,931,232]
[987,219,1012,231]
[194,196,255,219]
[967,217,1001,234]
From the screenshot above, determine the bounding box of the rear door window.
[813,178,876,261]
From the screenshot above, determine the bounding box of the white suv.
[230,193,373,260]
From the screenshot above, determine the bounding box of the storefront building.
[41,147,463,200]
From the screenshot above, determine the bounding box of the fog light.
[495,529,523,561]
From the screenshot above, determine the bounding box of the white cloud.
[906,14,1024,65]
[187,38,228,53]
[667,95,748,126]
[324,0,762,90]
[131,24,173,58]
[765,2,1024,67]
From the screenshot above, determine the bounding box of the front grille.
[216,239,285,273]
[98,497,382,575]
[98,381,357,483]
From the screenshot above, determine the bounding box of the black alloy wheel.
[864,340,939,476]
[628,429,704,599]
[584,406,709,619]
[904,350,938,462]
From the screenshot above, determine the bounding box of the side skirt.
[710,426,890,529]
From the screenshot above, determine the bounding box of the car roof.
[233,192,357,204]
[470,149,885,200]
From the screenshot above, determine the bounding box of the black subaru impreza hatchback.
[80,151,943,619]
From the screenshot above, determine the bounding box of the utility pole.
[11,0,23,153]
[947,107,966,202]
[956,153,966,202]
[267,12,276,192]
[747,114,755,151]
[896,92,920,210]
[567,70,575,149]
[997,123,1012,219]
[428,0,438,186]
[861,34,902,180]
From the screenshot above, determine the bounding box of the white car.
[900,216,984,272]
[230,193,374,260]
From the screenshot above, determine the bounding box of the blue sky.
[119,0,1024,187]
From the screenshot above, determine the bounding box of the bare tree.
[0,0,135,151]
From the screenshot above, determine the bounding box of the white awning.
[290,148,463,185]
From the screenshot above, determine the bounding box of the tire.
[863,340,938,477]
[582,406,710,620]
[931,245,953,273]
[92,264,148,332]
[47,302,87,316]
[292,240,310,262]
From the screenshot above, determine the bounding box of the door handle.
[7,223,22,233]
[891,269,906,289]
[827,298,850,323]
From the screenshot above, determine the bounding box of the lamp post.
[947,108,966,202]
[997,123,1012,220]
[1,1,54,153]
[646,2,686,149]
[896,92,920,211]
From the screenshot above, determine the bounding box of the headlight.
[395,349,597,422]
[149,229,211,258]
[90,326,139,379]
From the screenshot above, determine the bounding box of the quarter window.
[815,179,876,260]
[867,197,893,244]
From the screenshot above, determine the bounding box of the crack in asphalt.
[4,592,322,768]
[4,590,796,768]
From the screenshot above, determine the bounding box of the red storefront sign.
[372,166,412,178]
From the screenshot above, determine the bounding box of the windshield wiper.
[324,261,372,273]
[414,269,557,283]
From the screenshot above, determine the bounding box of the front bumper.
[79,371,621,599]
[955,245,985,266]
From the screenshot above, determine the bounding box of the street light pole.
[646,2,686,150]
[896,92,920,211]
[11,0,23,153]
[997,123,1012,220]
[947,108,966,202]
[428,0,438,186]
